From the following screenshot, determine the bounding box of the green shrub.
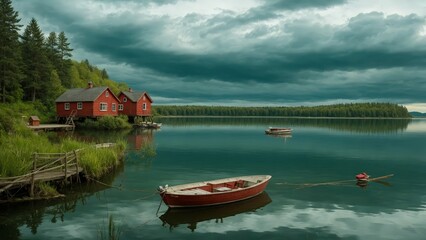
[78,116,131,130]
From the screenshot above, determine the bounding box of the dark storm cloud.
[71,12,426,85]
[259,0,348,11]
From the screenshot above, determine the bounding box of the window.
[118,104,123,111]
[112,103,116,112]
[105,91,109,97]
[143,103,147,110]
[77,102,83,110]
[64,103,70,110]
[123,97,127,102]
[100,102,107,111]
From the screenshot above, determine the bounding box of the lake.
[1,118,426,240]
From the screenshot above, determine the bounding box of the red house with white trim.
[55,82,120,122]
[117,88,153,122]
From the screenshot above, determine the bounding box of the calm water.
[1,118,426,240]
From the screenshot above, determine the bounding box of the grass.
[98,214,121,240]
[0,132,126,178]
[79,140,126,178]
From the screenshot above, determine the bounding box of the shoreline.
[157,115,415,120]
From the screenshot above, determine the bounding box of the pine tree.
[21,18,52,102]
[0,0,23,103]
[45,32,60,63]
[55,31,73,87]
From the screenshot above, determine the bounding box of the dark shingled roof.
[121,91,152,102]
[55,87,109,102]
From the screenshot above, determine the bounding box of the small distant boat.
[265,127,292,135]
[356,172,370,182]
[135,122,162,129]
[145,122,162,129]
[158,175,271,208]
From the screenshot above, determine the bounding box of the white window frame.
[105,91,109,97]
[142,103,147,110]
[112,103,116,112]
[77,102,83,110]
[100,102,108,111]
[123,97,127,102]
[64,103,70,110]
[118,104,123,111]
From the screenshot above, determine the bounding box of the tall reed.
[79,141,126,178]
[98,214,121,240]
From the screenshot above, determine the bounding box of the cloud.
[258,0,348,11]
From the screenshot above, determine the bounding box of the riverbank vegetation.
[0,101,126,201]
[153,103,411,118]
[77,116,132,130]
[0,120,126,178]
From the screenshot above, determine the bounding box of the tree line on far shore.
[153,103,411,118]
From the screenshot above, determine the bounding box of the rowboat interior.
[178,180,255,195]
[164,176,269,195]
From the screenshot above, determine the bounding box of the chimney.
[88,81,93,88]
[129,88,133,92]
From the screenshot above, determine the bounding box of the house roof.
[55,87,114,102]
[120,91,153,103]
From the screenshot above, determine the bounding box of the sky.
[12,0,426,112]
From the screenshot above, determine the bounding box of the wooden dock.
[0,150,82,197]
[28,124,75,131]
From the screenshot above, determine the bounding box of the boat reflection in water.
[159,191,272,232]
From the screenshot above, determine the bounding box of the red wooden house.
[117,88,153,122]
[55,82,120,122]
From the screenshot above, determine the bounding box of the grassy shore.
[0,102,127,199]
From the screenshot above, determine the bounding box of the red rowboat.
[158,175,271,208]
[265,127,292,135]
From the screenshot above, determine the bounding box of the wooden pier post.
[74,150,81,183]
[30,153,37,197]
[64,152,68,184]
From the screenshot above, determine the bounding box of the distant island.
[410,112,426,118]
[153,103,411,118]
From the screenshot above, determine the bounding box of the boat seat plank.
[176,188,210,195]
[214,187,232,192]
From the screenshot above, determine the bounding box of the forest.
[153,103,411,118]
[0,0,128,112]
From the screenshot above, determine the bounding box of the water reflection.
[159,192,272,232]
[160,117,411,133]
[0,165,124,240]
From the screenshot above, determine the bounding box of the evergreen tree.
[101,68,109,79]
[58,31,72,59]
[45,32,60,64]
[57,31,72,87]
[21,18,52,102]
[0,0,23,103]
